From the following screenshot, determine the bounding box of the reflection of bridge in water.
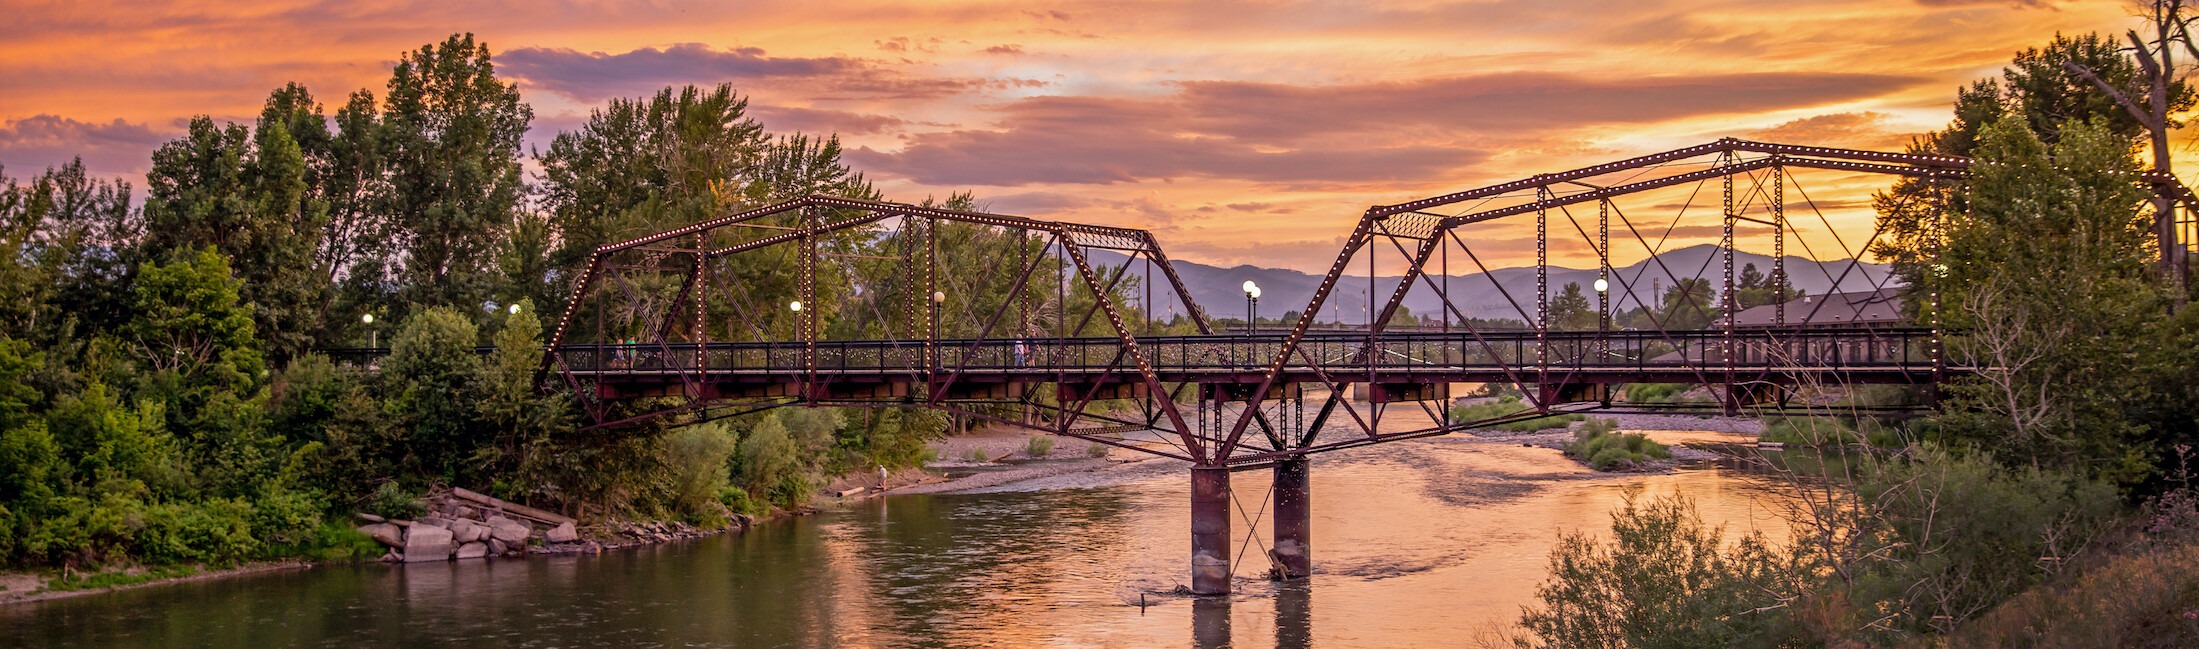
[338,138,2198,595]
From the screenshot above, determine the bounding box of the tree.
[1936,118,2165,479]
[1550,282,1595,331]
[0,160,138,345]
[476,299,572,490]
[1874,33,2191,299]
[378,33,532,320]
[382,306,484,482]
[142,115,329,360]
[126,248,272,495]
[2060,2,2199,281]
[1658,279,1718,330]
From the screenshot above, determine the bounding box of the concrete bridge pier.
[1190,466,1233,595]
[1270,456,1312,580]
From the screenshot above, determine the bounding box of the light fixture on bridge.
[1593,278,1609,293]
[931,291,946,304]
[1243,280,1262,334]
[361,313,374,325]
[789,301,804,312]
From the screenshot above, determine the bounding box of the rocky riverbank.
[356,487,756,562]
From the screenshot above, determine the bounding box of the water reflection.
[2,430,1786,648]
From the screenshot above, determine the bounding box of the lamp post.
[361,313,376,348]
[930,291,945,369]
[1242,280,1261,335]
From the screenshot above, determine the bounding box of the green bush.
[1450,395,1584,432]
[1945,541,2199,648]
[719,486,768,518]
[1622,383,1690,403]
[363,482,425,520]
[1519,492,1810,647]
[664,422,737,525]
[1025,435,1054,457]
[1565,419,1670,471]
[964,447,991,463]
[1087,443,1110,458]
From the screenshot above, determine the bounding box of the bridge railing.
[519,327,1945,377]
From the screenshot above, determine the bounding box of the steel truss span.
[320,140,2195,595]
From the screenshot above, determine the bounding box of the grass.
[1450,395,1585,432]
[263,523,384,563]
[1086,443,1110,458]
[962,447,992,463]
[1758,416,1903,448]
[1945,540,2199,648]
[1025,435,1055,457]
[1622,382,1691,403]
[45,563,202,592]
[1564,418,1671,471]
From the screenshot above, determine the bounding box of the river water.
[3,428,1787,648]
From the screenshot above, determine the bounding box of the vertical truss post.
[799,205,819,402]
[1772,162,1786,327]
[1536,186,1550,384]
[1597,198,1611,360]
[1720,155,1736,410]
[1932,177,1950,386]
[694,234,709,381]
[927,217,939,372]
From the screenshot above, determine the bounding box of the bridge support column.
[1270,456,1311,580]
[1190,466,1232,595]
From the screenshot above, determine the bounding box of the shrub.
[364,481,425,520]
[720,486,768,518]
[964,447,991,463]
[1450,395,1584,432]
[1622,383,1690,403]
[664,423,737,526]
[1565,419,1670,471]
[1519,492,1810,647]
[1087,443,1110,458]
[1025,435,1054,457]
[1944,541,2199,648]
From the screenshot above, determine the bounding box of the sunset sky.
[0,0,2171,272]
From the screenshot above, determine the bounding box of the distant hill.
[1093,244,1895,324]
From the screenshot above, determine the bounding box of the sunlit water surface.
[3,430,1786,648]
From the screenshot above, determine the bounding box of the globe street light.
[508,303,522,315]
[361,313,377,348]
[789,301,803,312]
[1242,280,1261,335]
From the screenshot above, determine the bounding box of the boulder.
[452,505,477,520]
[357,523,404,548]
[454,542,489,559]
[418,516,453,530]
[402,524,454,563]
[488,538,509,556]
[545,522,579,544]
[487,516,531,544]
[354,512,387,523]
[450,519,487,544]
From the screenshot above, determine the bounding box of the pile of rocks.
[354,488,584,563]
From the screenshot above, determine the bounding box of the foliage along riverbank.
[1,33,1074,586]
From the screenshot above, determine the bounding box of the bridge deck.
[509,327,1949,398]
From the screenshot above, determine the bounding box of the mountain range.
[1093,244,1896,324]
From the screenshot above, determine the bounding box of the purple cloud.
[0,114,169,179]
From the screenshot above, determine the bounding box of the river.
[2,427,1788,648]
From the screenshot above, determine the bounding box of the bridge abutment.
[1190,466,1232,595]
[1270,456,1311,580]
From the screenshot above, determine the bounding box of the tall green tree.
[1549,282,1594,331]
[378,33,532,321]
[1937,118,2166,479]
[126,248,273,495]
[142,114,330,360]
